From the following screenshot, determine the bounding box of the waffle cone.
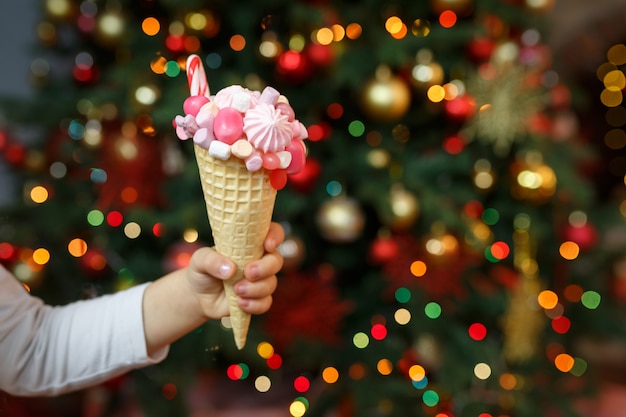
[193,144,277,349]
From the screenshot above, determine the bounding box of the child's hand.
[185,222,284,319]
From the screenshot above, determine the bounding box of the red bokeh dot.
[371,323,387,341]
[266,353,283,370]
[468,322,487,341]
[294,375,311,393]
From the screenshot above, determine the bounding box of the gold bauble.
[44,0,75,20]
[524,0,555,14]
[316,196,366,243]
[380,185,420,230]
[410,61,444,90]
[361,71,412,122]
[510,152,557,204]
[430,0,474,15]
[95,10,126,46]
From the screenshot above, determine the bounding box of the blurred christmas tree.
[2,0,626,416]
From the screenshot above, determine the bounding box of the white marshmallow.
[208,140,232,160]
[276,151,292,169]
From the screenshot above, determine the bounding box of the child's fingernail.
[247,264,259,279]
[219,263,233,278]
[235,282,247,295]
[238,298,250,308]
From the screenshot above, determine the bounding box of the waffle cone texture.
[193,144,277,349]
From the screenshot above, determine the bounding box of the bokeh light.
[68,238,88,257]
[30,185,49,203]
[322,367,339,384]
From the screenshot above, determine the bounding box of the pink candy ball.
[262,152,281,170]
[213,107,244,145]
[285,138,306,174]
[184,96,210,117]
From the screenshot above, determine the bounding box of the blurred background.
[1,0,626,416]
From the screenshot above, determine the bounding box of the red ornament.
[79,247,108,277]
[288,159,321,193]
[562,223,598,250]
[368,235,400,265]
[466,37,495,62]
[276,50,313,84]
[262,270,352,351]
[444,95,476,122]
[4,143,26,166]
[304,43,334,68]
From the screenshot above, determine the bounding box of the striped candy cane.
[186,54,210,97]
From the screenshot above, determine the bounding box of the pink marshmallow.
[245,153,263,172]
[259,86,280,105]
[193,127,215,149]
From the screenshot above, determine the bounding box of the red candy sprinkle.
[269,169,288,190]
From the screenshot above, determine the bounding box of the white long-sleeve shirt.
[0,265,168,396]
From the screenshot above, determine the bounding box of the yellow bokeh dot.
[322,366,339,384]
[68,238,88,257]
[537,290,559,310]
[385,16,403,34]
[474,362,491,380]
[377,359,393,375]
[600,88,623,107]
[124,222,141,239]
[183,228,199,243]
[142,17,160,36]
[315,27,334,45]
[410,260,427,277]
[408,364,426,381]
[394,308,411,325]
[559,241,580,260]
[554,353,575,372]
[331,24,345,41]
[604,70,626,91]
[32,248,50,265]
[289,400,307,417]
[254,375,271,393]
[257,342,274,359]
[427,85,446,102]
[30,185,49,203]
[607,43,626,66]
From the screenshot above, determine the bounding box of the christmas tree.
[2,0,626,416]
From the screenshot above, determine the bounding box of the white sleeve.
[0,265,169,397]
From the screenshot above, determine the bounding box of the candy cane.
[186,54,210,97]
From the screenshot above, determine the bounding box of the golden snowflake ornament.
[464,62,548,156]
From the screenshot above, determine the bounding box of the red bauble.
[288,159,321,193]
[276,50,313,84]
[369,235,400,265]
[304,43,334,68]
[562,223,598,250]
[263,270,352,351]
[79,247,108,277]
[466,37,496,62]
[444,95,476,122]
[4,143,26,166]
